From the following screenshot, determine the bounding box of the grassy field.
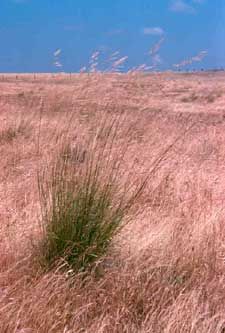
[1,72,225,332]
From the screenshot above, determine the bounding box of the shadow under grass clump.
[37,118,146,273]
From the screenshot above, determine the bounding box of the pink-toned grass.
[0,72,225,332]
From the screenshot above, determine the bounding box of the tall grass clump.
[37,115,146,272]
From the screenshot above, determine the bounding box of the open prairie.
[1,72,225,332]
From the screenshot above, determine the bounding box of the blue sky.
[0,0,224,72]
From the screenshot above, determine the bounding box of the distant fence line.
[0,68,224,82]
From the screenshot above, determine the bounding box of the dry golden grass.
[0,72,225,332]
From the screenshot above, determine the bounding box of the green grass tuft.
[37,117,145,272]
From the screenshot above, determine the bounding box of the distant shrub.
[181,93,198,103]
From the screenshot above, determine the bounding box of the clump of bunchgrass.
[37,116,146,272]
[0,117,32,144]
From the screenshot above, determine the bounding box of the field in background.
[1,72,225,332]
